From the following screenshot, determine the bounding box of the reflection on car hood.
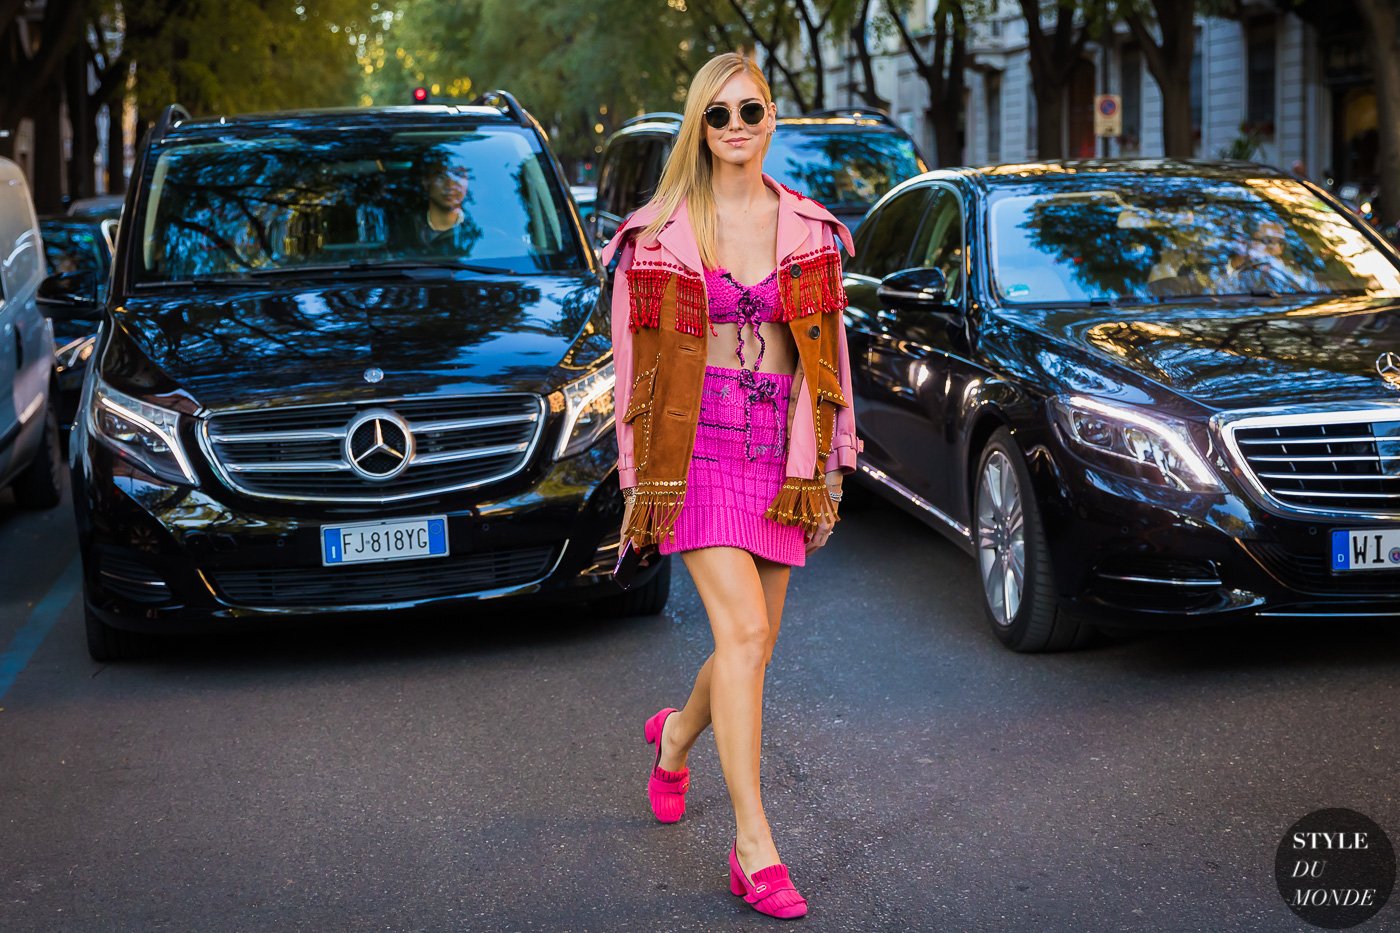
[115,275,601,409]
[1015,295,1400,410]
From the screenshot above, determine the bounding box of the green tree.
[358,0,705,166]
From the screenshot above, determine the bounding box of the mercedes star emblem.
[363,367,384,384]
[1377,352,1400,391]
[344,409,414,481]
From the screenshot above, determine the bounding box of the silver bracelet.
[827,488,843,502]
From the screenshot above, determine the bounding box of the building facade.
[815,0,1381,191]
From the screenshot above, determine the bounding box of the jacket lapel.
[656,198,704,274]
[768,174,813,264]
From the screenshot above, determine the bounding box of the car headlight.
[1050,395,1222,492]
[553,360,616,459]
[88,376,196,484]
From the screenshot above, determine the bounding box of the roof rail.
[472,89,530,127]
[154,103,192,140]
[802,107,897,127]
[621,111,684,129]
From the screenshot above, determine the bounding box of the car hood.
[111,274,603,410]
[1010,295,1400,411]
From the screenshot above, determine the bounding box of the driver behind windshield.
[1215,218,1302,295]
[402,146,482,256]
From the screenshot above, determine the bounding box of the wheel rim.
[976,450,1025,628]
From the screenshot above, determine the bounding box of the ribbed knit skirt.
[657,364,806,567]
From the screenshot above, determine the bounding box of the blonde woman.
[599,52,860,919]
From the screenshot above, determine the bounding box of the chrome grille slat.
[209,428,349,443]
[413,442,531,466]
[1219,405,1400,518]
[1273,489,1400,499]
[227,460,353,473]
[1238,435,1377,446]
[409,412,540,433]
[1256,471,1400,481]
[201,393,546,503]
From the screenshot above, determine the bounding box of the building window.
[1246,19,1277,137]
[986,71,1002,161]
[1027,78,1037,158]
[1120,47,1141,154]
[1189,38,1203,149]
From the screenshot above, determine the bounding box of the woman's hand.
[619,493,651,564]
[803,471,843,554]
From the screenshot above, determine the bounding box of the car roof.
[159,105,528,143]
[948,158,1295,191]
[609,113,913,142]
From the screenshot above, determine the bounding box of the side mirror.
[38,271,102,320]
[877,267,956,314]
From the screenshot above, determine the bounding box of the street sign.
[1094,94,1122,137]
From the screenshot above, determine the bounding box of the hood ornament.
[1377,352,1400,391]
[363,367,384,384]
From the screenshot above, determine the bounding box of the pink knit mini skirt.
[657,364,806,567]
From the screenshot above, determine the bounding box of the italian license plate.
[1331,528,1400,573]
[321,516,449,566]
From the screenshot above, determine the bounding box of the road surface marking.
[0,556,81,701]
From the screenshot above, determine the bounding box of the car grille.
[211,544,558,608]
[1244,541,1400,597]
[1221,407,1400,517]
[201,394,546,503]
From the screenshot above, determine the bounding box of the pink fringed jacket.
[599,173,863,548]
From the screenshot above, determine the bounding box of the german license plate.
[1331,528,1400,572]
[321,516,448,566]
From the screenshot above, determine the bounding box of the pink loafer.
[643,707,689,823]
[728,842,809,919]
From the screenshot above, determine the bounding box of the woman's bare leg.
[660,554,791,768]
[669,546,790,873]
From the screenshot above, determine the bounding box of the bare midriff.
[703,266,798,375]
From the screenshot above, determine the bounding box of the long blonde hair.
[637,52,775,268]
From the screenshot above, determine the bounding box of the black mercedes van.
[66,95,666,660]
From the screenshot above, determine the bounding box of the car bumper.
[1027,437,1400,628]
[73,437,651,634]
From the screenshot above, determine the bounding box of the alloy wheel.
[976,449,1026,627]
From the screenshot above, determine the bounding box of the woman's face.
[703,71,775,169]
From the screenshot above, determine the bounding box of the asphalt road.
[1,478,1398,932]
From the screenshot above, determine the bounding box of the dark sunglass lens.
[704,107,729,129]
[740,102,766,125]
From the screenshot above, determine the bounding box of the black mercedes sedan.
[60,98,664,660]
[844,160,1400,651]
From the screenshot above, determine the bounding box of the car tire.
[591,556,672,618]
[13,397,63,510]
[84,604,153,662]
[973,427,1092,652]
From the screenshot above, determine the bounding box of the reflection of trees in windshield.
[995,175,1400,303]
[1070,299,1399,403]
[143,130,581,282]
[766,132,920,208]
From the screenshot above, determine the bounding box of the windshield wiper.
[244,259,515,278]
[135,277,261,288]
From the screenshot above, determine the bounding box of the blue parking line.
[0,557,82,701]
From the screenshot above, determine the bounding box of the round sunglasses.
[703,101,767,130]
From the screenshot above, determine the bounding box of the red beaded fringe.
[674,274,705,336]
[625,266,668,331]
[776,249,848,322]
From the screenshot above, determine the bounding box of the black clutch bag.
[612,537,654,589]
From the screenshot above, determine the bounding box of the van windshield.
[765,128,922,211]
[136,126,585,282]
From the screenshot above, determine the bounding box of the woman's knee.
[714,613,771,666]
